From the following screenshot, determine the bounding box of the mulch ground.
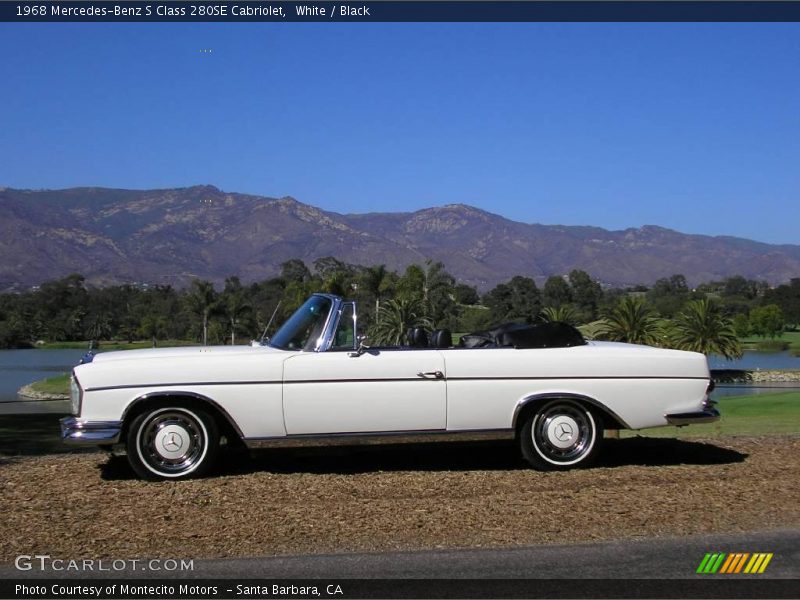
[1,436,798,562]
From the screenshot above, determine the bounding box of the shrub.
[755,340,789,352]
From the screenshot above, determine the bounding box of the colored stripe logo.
[697,553,773,574]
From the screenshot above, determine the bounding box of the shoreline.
[16,384,69,401]
[711,369,800,383]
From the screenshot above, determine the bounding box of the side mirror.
[348,335,370,357]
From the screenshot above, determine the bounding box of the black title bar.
[4,1,800,22]
[5,579,800,599]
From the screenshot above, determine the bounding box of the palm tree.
[222,289,251,345]
[669,298,743,360]
[539,304,579,326]
[186,279,217,346]
[361,264,389,314]
[370,297,432,346]
[596,296,662,345]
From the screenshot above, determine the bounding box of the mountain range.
[1,185,799,291]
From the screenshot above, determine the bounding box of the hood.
[89,344,281,364]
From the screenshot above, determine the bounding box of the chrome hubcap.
[532,401,594,464]
[155,425,191,460]
[546,415,580,449]
[137,410,206,476]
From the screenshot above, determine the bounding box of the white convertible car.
[61,293,718,480]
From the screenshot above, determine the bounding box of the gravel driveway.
[2,436,798,562]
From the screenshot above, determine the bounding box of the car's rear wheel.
[127,405,219,480]
[519,399,601,470]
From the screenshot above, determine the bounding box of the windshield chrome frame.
[269,293,359,352]
[325,299,358,352]
[314,294,342,352]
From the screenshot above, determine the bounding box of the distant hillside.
[1,185,799,290]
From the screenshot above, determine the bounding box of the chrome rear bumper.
[665,408,720,427]
[60,417,122,445]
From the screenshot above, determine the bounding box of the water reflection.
[0,349,88,402]
[712,382,800,399]
[0,399,70,415]
[708,350,799,370]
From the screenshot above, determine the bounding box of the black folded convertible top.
[459,321,586,349]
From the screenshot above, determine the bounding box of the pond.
[711,381,800,399]
[0,349,89,414]
[708,350,800,398]
[708,350,800,371]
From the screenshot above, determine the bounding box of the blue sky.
[0,23,798,243]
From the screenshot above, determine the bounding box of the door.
[282,349,447,435]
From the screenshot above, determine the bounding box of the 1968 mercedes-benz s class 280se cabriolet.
[61,294,718,480]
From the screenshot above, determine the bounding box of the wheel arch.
[121,391,245,446]
[512,392,629,435]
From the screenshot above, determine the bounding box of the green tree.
[670,298,743,359]
[360,264,390,314]
[221,277,253,344]
[539,305,579,326]
[763,278,800,328]
[186,279,218,345]
[722,275,759,300]
[542,276,572,309]
[484,276,541,324]
[139,314,168,347]
[453,283,479,305]
[568,269,603,321]
[647,274,689,318]
[396,264,426,301]
[369,297,432,346]
[280,259,311,284]
[596,296,662,345]
[749,304,785,339]
[732,313,751,338]
[397,261,455,327]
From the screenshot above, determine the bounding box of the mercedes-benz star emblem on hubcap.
[555,423,574,441]
[163,432,183,452]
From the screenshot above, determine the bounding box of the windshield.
[269,295,333,351]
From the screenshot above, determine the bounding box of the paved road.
[192,528,800,579]
[6,529,797,580]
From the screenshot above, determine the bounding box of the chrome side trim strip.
[84,380,282,392]
[244,428,514,449]
[85,375,710,392]
[448,375,710,381]
[60,417,122,445]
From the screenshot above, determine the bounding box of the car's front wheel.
[519,399,601,470]
[126,405,219,480]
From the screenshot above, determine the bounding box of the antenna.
[260,300,282,343]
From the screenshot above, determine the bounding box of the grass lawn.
[739,330,800,352]
[622,392,800,438]
[29,374,70,395]
[39,339,200,350]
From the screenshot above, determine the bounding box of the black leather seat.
[430,329,452,349]
[407,327,429,348]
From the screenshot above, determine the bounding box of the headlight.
[70,373,82,416]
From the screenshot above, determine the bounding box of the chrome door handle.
[417,370,444,379]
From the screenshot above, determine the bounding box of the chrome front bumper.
[60,417,122,445]
[665,408,720,427]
